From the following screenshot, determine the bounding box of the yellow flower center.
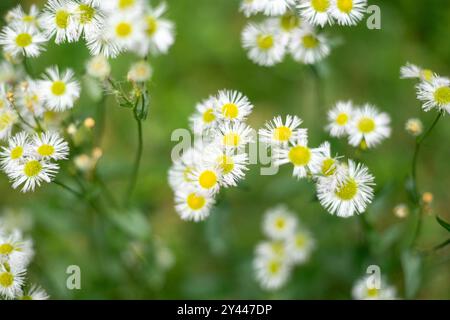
[116,22,132,38]
[51,81,66,96]
[302,35,318,49]
[311,0,330,12]
[0,113,14,131]
[280,13,300,31]
[434,86,450,105]
[146,16,158,36]
[367,288,379,298]
[223,133,240,147]
[78,4,95,24]
[187,193,206,210]
[335,178,358,200]
[421,69,433,81]
[275,218,286,229]
[218,155,234,174]
[221,103,239,119]
[273,126,292,142]
[295,234,307,248]
[24,160,42,177]
[22,15,35,23]
[119,0,135,9]
[321,158,336,176]
[55,10,70,29]
[271,242,285,256]
[0,272,13,288]
[288,146,311,166]
[199,170,217,189]
[337,0,353,13]
[268,260,281,274]
[37,144,55,157]
[358,117,376,133]
[256,34,274,50]
[202,109,215,123]
[10,146,23,160]
[15,33,32,47]
[0,243,14,255]
[336,113,349,125]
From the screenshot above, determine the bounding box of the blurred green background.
[0,0,449,299]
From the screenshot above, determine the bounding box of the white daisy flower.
[127,60,153,83]
[100,0,144,14]
[405,118,423,137]
[189,96,218,136]
[274,129,323,179]
[400,62,435,82]
[325,101,354,137]
[214,90,254,122]
[19,284,49,300]
[136,2,175,56]
[0,230,34,267]
[215,121,254,150]
[285,229,315,264]
[39,66,81,111]
[311,141,345,180]
[15,79,46,118]
[205,145,249,187]
[240,0,264,17]
[317,159,374,217]
[0,132,30,173]
[9,157,59,193]
[416,76,450,114]
[85,28,123,58]
[298,0,333,27]
[347,104,391,149]
[0,24,47,58]
[105,11,145,51]
[6,5,43,31]
[260,0,297,16]
[188,163,222,195]
[0,107,18,141]
[0,61,21,84]
[275,12,304,35]
[289,27,330,64]
[0,263,25,299]
[175,187,215,222]
[168,147,202,191]
[73,0,104,41]
[255,240,288,260]
[259,115,303,146]
[352,276,397,300]
[41,0,79,44]
[253,254,291,291]
[86,55,111,80]
[30,131,69,161]
[330,0,367,26]
[242,22,288,67]
[262,205,298,240]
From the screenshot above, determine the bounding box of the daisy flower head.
[214,90,254,122]
[405,118,423,137]
[285,229,315,264]
[127,60,153,83]
[298,0,333,27]
[0,106,18,141]
[240,0,265,17]
[317,159,374,218]
[0,263,25,299]
[260,0,297,16]
[30,131,69,161]
[0,24,47,58]
[6,5,43,31]
[86,55,111,80]
[19,284,49,300]
[85,28,123,58]
[175,187,215,222]
[288,27,330,64]
[168,146,202,191]
[262,205,298,240]
[188,163,222,195]
[311,141,345,180]
[215,121,254,150]
[15,79,46,118]
[255,240,288,260]
[326,101,354,137]
[41,0,79,44]
[275,11,305,35]
[105,11,145,51]
[400,62,435,82]
[352,276,397,300]
[0,230,34,267]
[242,22,288,67]
[100,0,144,14]
[9,157,59,193]
[73,0,105,40]
[347,104,391,149]
[274,129,323,179]
[189,96,218,136]
[253,254,291,291]
[259,115,303,146]
[136,2,175,56]
[0,132,30,173]
[39,66,81,112]
[330,0,367,26]
[416,76,450,114]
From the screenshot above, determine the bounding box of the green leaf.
[436,216,450,233]
[401,250,423,299]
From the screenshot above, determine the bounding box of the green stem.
[53,180,83,198]
[95,92,107,145]
[124,114,143,207]
[309,65,324,116]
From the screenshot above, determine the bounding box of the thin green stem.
[124,113,143,207]
[10,101,36,131]
[53,180,83,198]
[309,65,324,116]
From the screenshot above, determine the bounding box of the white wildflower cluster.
[260,115,375,217]
[239,0,368,66]
[0,226,48,300]
[168,90,254,222]
[401,62,450,115]
[325,101,391,149]
[0,1,175,59]
[352,275,397,300]
[253,205,314,290]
